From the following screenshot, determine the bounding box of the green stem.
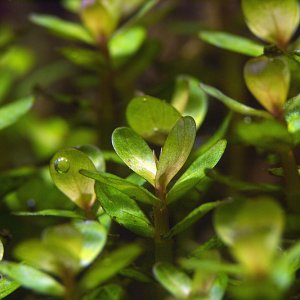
[153,186,172,263]
[280,148,300,212]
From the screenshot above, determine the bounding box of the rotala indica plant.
[2,0,300,299]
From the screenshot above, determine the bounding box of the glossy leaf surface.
[112,127,157,185]
[80,244,142,291]
[172,76,208,128]
[81,169,158,205]
[83,284,124,300]
[153,262,192,299]
[95,182,154,237]
[156,117,196,189]
[0,277,19,299]
[199,31,263,56]
[242,0,300,46]
[126,96,181,145]
[50,148,97,209]
[0,262,65,296]
[73,221,107,267]
[167,140,227,203]
[244,56,290,115]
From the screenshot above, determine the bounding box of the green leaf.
[284,93,300,144]
[0,262,65,296]
[112,127,157,186]
[190,236,224,258]
[126,96,181,145]
[0,96,34,130]
[200,83,271,118]
[81,170,158,205]
[30,14,94,44]
[95,182,154,237]
[199,31,263,56]
[83,284,124,300]
[60,47,105,70]
[42,224,83,273]
[49,148,97,209]
[242,0,300,46]
[209,273,228,300]
[14,240,62,276]
[119,267,152,283]
[167,140,227,203]
[76,144,106,172]
[13,209,85,219]
[205,169,282,193]
[0,241,3,261]
[164,201,221,238]
[156,117,196,189]
[244,56,290,115]
[236,118,292,149]
[171,75,208,128]
[80,244,142,291]
[0,277,19,299]
[109,26,146,66]
[80,0,120,39]
[214,198,285,276]
[153,262,192,299]
[73,221,107,267]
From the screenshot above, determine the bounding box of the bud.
[81,0,121,42]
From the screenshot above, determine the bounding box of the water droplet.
[54,157,70,174]
[153,127,159,132]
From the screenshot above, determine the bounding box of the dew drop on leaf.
[54,157,70,174]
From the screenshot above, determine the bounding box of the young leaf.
[112,127,157,186]
[200,83,271,118]
[164,201,221,238]
[30,14,94,44]
[49,148,97,210]
[242,0,300,47]
[156,117,196,190]
[199,31,264,56]
[214,198,285,276]
[81,169,159,205]
[95,182,154,237]
[284,93,300,144]
[167,140,227,203]
[14,209,85,219]
[126,96,181,145]
[73,221,107,267]
[190,236,224,258]
[171,75,208,128]
[80,244,142,291]
[153,262,192,299]
[80,0,120,39]
[0,277,19,299]
[0,262,65,296]
[0,96,34,130]
[83,284,124,300]
[109,26,146,66]
[244,56,290,115]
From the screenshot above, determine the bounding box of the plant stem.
[280,148,300,212]
[63,270,78,300]
[153,186,173,263]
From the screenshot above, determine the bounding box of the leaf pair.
[113,116,196,190]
